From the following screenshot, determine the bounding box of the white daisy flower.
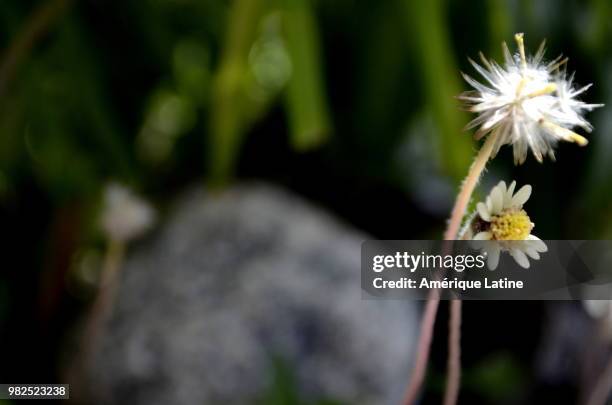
[465,180,547,270]
[100,183,156,242]
[459,33,603,164]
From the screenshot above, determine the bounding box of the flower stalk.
[403,31,602,405]
[444,299,462,405]
[403,132,497,405]
[444,131,498,241]
[439,132,498,405]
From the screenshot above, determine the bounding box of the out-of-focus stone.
[87,183,416,405]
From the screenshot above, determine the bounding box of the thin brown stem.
[402,133,497,404]
[85,238,125,349]
[444,299,462,405]
[440,133,497,405]
[68,238,125,400]
[401,288,441,405]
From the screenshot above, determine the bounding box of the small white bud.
[100,183,156,242]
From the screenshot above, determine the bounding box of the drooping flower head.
[460,33,603,164]
[465,180,547,270]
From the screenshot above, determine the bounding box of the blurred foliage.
[259,359,343,405]
[463,353,527,402]
[402,0,474,181]
[1,0,612,400]
[1,0,608,228]
[282,0,330,151]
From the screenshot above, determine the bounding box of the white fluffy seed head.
[459,33,603,165]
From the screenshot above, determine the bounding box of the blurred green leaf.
[259,359,300,405]
[137,87,197,165]
[259,358,344,405]
[579,0,612,54]
[249,16,291,96]
[208,0,268,185]
[173,39,212,106]
[8,17,135,201]
[463,352,527,402]
[402,0,474,183]
[486,0,513,60]
[281,0,331,151]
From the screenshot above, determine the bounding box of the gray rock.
[88,183,417,405]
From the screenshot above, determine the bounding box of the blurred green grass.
[0,0,611,401]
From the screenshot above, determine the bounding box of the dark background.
[0,0,611,403]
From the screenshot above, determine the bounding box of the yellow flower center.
[490,208,533,240]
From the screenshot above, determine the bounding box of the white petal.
[527,234,548,252]
[477,202,491,221]
[487,244,501,270]
[523,245,540,260]
[511,249,530,268]
[507,180,516,196]
[474,231,493,240]
[511,185,532,207]
[504,180,516,206]
[490,186,504,214]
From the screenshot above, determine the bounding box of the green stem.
[209,0,267,185]
[282,0,330,150]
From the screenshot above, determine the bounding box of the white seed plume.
[460,33,603,164]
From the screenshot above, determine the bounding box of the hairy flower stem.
[402,133,497,405]
[444,132,498,241]
[442,132,497,405]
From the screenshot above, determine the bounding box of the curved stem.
[444,132,497,240]
[87,239,124,342]
[402,133,497,404]
[441,132,497,405]
[401,288,441,405]
[81,239,125,363]
[444,299,462,405]
[99,239,125,288]
[68,238,125,400]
